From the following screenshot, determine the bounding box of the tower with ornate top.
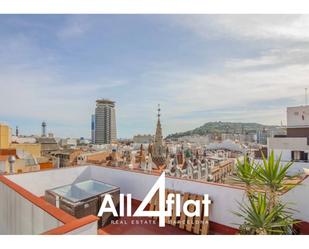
[151,104,166,168]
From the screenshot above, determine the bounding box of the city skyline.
[1,15,309,138]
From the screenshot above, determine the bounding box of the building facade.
[0,124,10,149]
[268,105,309,173]
[94,99,117,144]
[133,134,153,144]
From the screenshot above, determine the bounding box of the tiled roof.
[0,148,16,156]
[0,155,9,161]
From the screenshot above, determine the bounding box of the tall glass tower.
[91,114,95,143]
[94,99,117,144]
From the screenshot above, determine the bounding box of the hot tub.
[45,179,120,227]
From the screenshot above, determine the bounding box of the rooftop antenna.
[306,88,308,106]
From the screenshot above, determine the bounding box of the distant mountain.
[166,121,278,139]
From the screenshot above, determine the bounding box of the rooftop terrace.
[1,165,309,235]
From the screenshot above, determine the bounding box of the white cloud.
[174,15,309,42]
[225,46,309,70]
[0,58,128,138]
[144,15,309,135]
[2,15,309,137]
[149,47,309,135]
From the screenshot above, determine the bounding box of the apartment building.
[133,134,153,144]
[268,105,309,173]
[0,123,11,149]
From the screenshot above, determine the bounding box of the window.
[292,151,301,161]
[291,151,308,161]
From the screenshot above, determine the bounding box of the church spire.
[154,104,163,148]
[151,104,166,168]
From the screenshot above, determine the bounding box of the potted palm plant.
[233,151,299,235]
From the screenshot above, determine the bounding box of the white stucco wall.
[273,149,292,161]
[2,166,97,235]
[7,166,91,196]
[4,165,309,233]
[89,166,246,229]
[255,158,309,175]
[287,106,309,128]
[282,177,309,223]
[268,137,309,151]
[0,181,63,235]
[6,165,246,229]
[65,221,98,235]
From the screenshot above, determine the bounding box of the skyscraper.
[94,99,117,144]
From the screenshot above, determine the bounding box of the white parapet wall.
[255,158,309,175]
[1,169,98,235]
[7,166,91,196]
[0,180,63,234]
[65,221,98,235]
[4,165,309,233]
[282,177,309,223]
[5,165,246,229]
[89,165,246,228]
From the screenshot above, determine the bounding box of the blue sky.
[1,15,309,138]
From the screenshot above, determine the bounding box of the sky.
[1,15,309,138]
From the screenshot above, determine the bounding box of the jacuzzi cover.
[49,180,118,203]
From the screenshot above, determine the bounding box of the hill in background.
[166,121,279,139]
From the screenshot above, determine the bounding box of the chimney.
[8,155,16,174]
